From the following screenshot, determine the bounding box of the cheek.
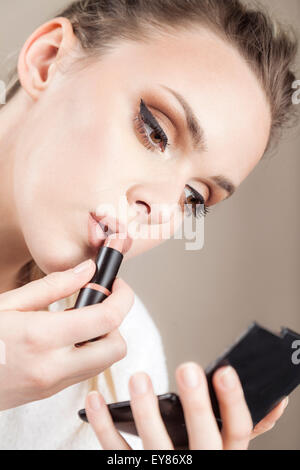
[126,212,185,260]
[126,237,166,261]
[13,102,122,273]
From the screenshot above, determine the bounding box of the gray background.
[1,0,299,451]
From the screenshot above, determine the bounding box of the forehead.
[91,26,272,184]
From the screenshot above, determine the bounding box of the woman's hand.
[0,259,134,411]
[86,362,289,450]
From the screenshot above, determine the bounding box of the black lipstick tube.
[66,236,125,347]
[74,245,123,308]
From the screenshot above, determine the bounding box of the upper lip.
[90,212,133,253]
[91,212,128,235]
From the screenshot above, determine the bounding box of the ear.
[17,17,78,101]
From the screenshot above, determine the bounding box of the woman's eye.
[133,100,210,221]
[134,99,170,153]
[184,185,211,220]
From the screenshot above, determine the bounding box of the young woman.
[0,0,298,450]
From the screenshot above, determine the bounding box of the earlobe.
[17,17,77,100]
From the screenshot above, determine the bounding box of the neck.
[0,92,32,292]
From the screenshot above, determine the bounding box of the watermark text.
[292,340,300,365]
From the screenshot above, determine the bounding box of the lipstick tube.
[66,235,126,347]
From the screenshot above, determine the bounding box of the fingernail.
[130,372,149,396]
[283,397,289,409]
[73,259,92,274]
[180,363,200,389]
[218,366,238,390]
[87,391,102,411]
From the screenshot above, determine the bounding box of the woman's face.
[14,23,271,273]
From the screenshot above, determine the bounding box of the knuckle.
[189,395,210,415]
[133,404,151,423]
[24,322,46,350]
[116,281,134,309]
[218,381,245,406]
[228,424,252,442]
[29,362,55,392]
[93,419,112,436]
[106,304,124,329]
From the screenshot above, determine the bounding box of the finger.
[176,362,222,450]
[64,329,127,378]
[129,372,174,450]
[213,366,253,450]
[43,277,134,347]
[251,397,289,439]
[85,391,132,450]
[0,259,96,311]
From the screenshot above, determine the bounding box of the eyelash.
[184,185,211,219]
[134,98,211,220]
[134,99,170,153]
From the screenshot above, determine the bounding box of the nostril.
[136,201,151,215]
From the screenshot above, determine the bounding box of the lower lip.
[88,213,107,251]
[88,213,133,255]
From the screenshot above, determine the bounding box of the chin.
[28,240,84,275]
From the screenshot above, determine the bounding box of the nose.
[130,201,150,219]
[126,183,181,226]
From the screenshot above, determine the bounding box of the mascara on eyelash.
[185,186,211,219]
[185,202,211,219]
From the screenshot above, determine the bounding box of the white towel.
[0,293,169,450]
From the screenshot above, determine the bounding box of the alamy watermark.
[94,196,206,252]
[0,340,6,365]
[292,340,300,365]
[0,80,6,105]
[292,80,300,105]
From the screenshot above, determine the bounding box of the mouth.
[88,212,133,255]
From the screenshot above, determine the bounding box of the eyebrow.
[160,85,237,199]
[161,84,208,153]
[210,175,236,199]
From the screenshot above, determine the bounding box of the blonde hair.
[2,0,299,392]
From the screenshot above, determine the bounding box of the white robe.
[0,294,169,450]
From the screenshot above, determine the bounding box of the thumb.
[0,259,96,312]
